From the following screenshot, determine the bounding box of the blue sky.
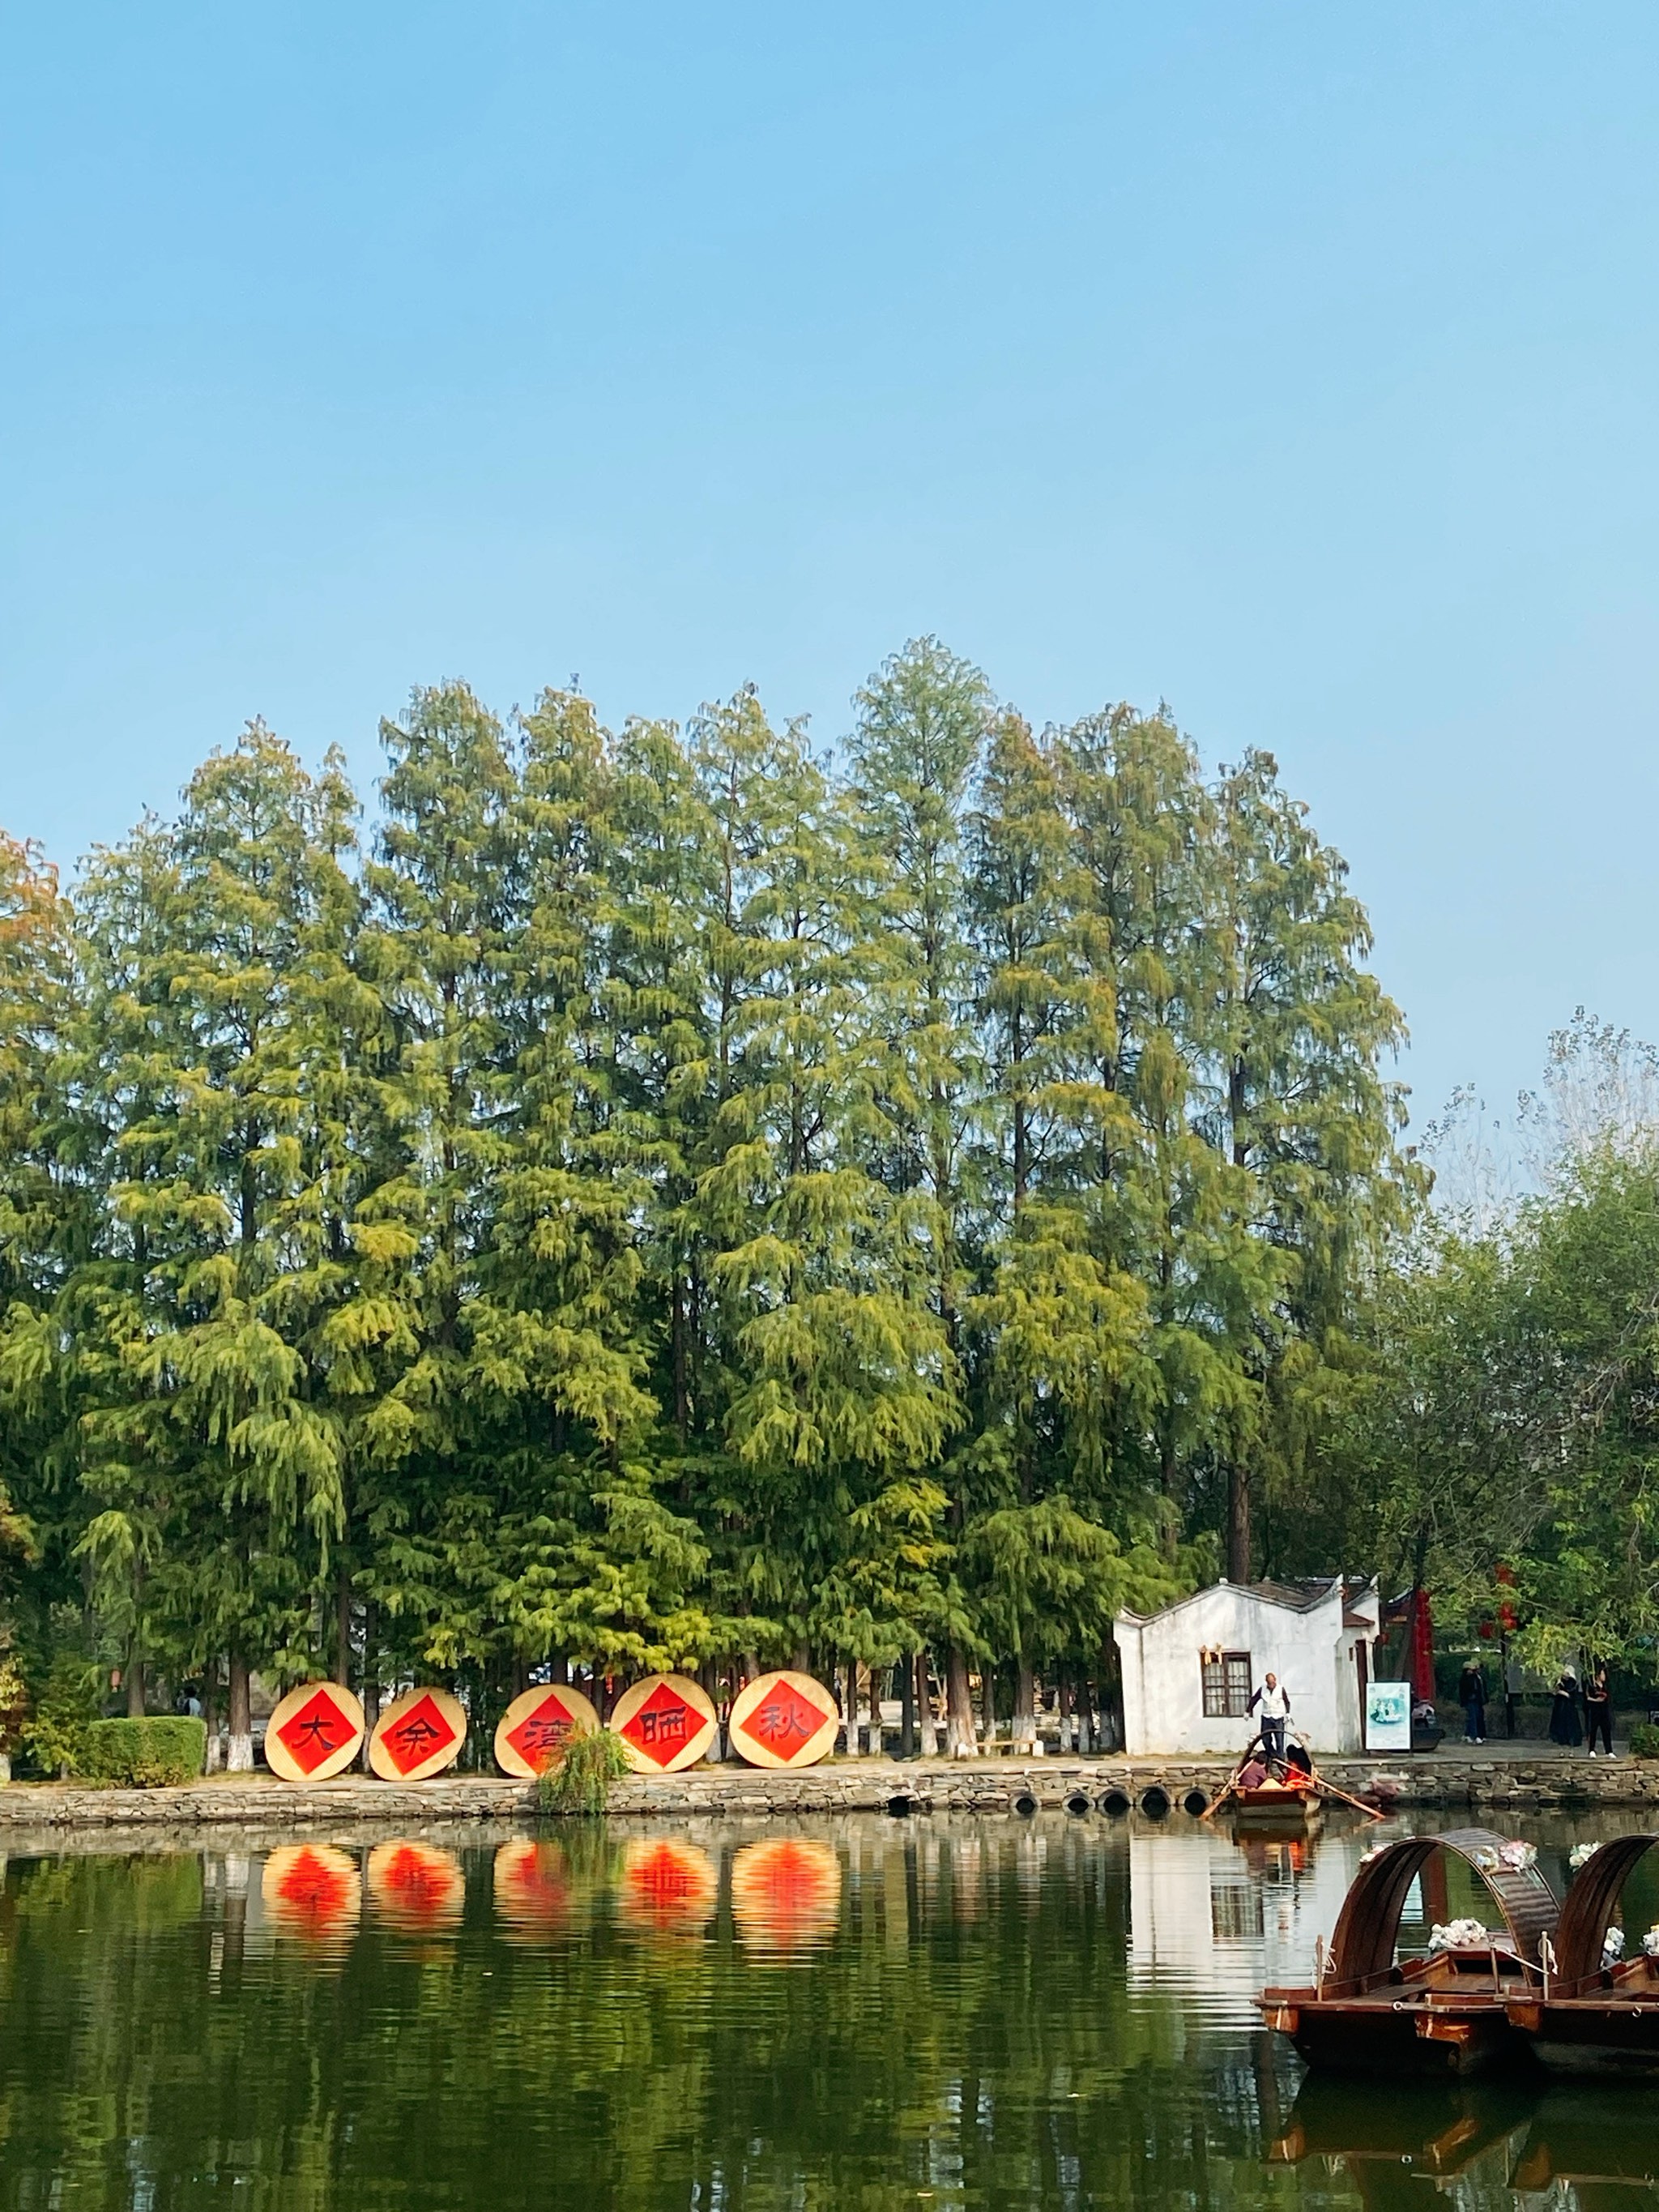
[6,3,1658,1136]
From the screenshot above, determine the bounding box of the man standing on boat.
[1248,1671,1291,1761]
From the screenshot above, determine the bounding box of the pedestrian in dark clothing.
[1584,1665,1614,1755]
[1549,1667,1584,1747]
[1458,1660,1487,1744]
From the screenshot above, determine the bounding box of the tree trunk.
[979,1664,995,1750]
[335,1565,352,1689]
[360,1602,379,1770]
[1098,1640,1124,1754]
[203,1663,222,1772]
[699,1659,724,1760]
[227,1650,254,1772]
[1074,1669,1094,1755]
[899,1655,916,1760]
[915,1650,939,1757]
[1226,1461,1251,1583]
[1057,1669,1073,1753]
[1013,1659,1034,1749]
[125,1652,146,1719]
[865,1664,883,1757]
[670,1270,689,1444]
[945,1645,976,1757]
[844,1660,859,1755]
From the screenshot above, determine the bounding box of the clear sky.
[6,3,1657,1136]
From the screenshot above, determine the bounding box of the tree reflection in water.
[1,1810,1654,2210]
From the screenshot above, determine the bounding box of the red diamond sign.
[381,1691,458,1776]
[275,1688,357,1777]
[619,1680,697,1767]
[727,1670,838,1770]
[737,1676,822,1760]
[505,1689,579,1775]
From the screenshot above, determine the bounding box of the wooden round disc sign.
[264,1680,366,1783]
[727,1670,839,1770]
[609,1673,717,1774]
[369,1685,468,1781]
[493,1681,601,1779]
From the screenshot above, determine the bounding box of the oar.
[1311,1765,1386,1822]
[1201,1766,1243,1821]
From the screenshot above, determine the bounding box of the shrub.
[1628,1721,1659,1761]
[538,1726,632,1815]
[82,1717,207,1788]
[20,1651,102,1778]
[0,1633,28,1760]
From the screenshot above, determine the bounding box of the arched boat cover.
[1328,1827,1559,1984]
[1553,1833,1659,1983]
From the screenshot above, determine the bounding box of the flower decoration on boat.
[1604,1924,1627,1963]
[1428,1916,1493,1952]
[1468,1846,1501,1873]
[1569,1842,1597,1873]
[1496,1839,1537,1872]
[1642,1926,1659,1958]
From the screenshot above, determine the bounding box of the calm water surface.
[3,1805,1659,2211]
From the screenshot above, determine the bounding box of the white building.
[1114,1576,1380,1755]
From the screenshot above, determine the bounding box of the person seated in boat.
[1236,1753,1269,1790]
[1283,1738,1312,1778]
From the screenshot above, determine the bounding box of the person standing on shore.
[1457,1659,1487,1744]
[1549,1666,1584,1747]
[1248,1671,1291,1761]
[1584,1664,1614,1756]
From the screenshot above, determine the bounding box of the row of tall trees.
[0,640,1411,1760]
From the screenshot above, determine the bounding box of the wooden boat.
[1504,1833,1659,2076]
[1229,1773,1324,1830]
[1259,1827,1559,2077]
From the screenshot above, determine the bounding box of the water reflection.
[365,1838,466,1930]
[615,1835,718,1937]
[493,1837,574,1936]
[262,1842,362,1946]
[4,1806,1659,2210]
[1276,2077,1659,2212]
[730,1836,839,1955]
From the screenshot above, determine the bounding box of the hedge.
[81,1717,207,1787]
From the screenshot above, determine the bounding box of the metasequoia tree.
[0,647,1414,1759]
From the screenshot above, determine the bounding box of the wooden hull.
[1263,1992,1530,2078]
[1230,1786,1320,1828]
[1510,1999,1659,2077]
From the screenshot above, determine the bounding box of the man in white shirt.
[1249,1672,1291,1761]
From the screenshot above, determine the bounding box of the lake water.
[3,1806,1659,2211]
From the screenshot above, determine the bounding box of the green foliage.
[1630,1723,1659,1761]
[19,1650,101,1779]
[0,1627,28,1756]
[537,1723,632,1815]
[0,645,1414,1740]
[82,1716,207,1787]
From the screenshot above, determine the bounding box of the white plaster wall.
[1116,1582,1375,1754]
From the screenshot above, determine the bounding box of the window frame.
[1201,1649,1254,1719]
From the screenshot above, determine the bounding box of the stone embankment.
[3,1749,1658,1835]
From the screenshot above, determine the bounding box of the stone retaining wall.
[3,1751,1658,1835]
